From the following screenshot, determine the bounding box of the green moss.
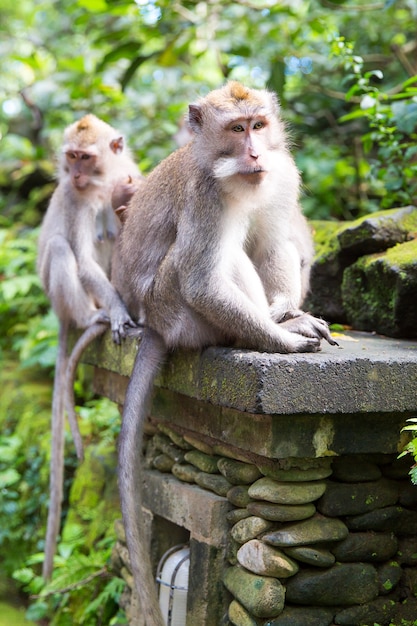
[384,239,417,267]
[310,220,345,262]
[64,440,119,549]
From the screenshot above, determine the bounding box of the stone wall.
[82,330,417,626]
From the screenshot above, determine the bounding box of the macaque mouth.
[240,167,265,176]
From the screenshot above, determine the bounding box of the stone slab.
[83,330,417,416]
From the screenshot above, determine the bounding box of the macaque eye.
[231,124,244,132]
[253,121,264,130]
[81,154,91,160]
[67,152,76,160]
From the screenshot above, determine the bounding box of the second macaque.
[37,114,141,580]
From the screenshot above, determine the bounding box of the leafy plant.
[400,418,417,485]
[331,35,417,211]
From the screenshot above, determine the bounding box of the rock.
[263,514,348,547]
[171,462,199,483]
[398,480,417,507]
[331,456,382,482]
[381,455,412,479]
[152,453,174,472]
[227,485,254,508]
[332,531,398,562]
[223,565,285,618]
[342,238,417,338]
[184,450,221,473]
[337,206,417,256]
[226,509,252,524]
[248,477,326,505]
[347,505,417,535]
[307,220,348,322]
[392,598,417,624]
[266,606,335,626]
[231,516,274,544]
[218,457,262,485]
[257,463,332,482]
[237,539,299,578]
[397,537,417,565]
[157,423,192,449]
[227,537,240,565]
[228,599,259,626]
[153,433,185,462]
[317,478,398,517]
[377,561,402,595]
[308,207,417,333]
[285,562,379,606]
[247,501,316,522]
[284,546,335,568]
[334,596,397,625]
[182,434,214,455]
[195,471,231,496]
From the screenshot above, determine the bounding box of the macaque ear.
[110,136,124,154]
[188,104,203,133]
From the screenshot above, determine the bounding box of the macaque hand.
[279,312,338,347]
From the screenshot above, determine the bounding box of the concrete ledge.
[83,330,417,416]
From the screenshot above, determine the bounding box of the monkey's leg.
[43,235,105,328]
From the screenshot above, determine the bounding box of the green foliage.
[400,418,417,485]
[332,36,417,210]
[1,1,417,623]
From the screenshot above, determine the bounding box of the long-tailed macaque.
[37,114,141,580]
[115,82,336,625]
[64,174,144,462]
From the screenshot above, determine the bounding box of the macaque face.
[211,115,274,186]
[65,150,99,190]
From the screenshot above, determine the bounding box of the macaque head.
[62,114,125,191]
[188,81,286,186]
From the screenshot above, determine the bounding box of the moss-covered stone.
[342,239,417,337]
[184,450,221,473]
[308,207,417,335]
[217,458,262,485]
[285,562,379,606]
[223,565,285,618]
[337,206,417,255]
[308,220,348,321]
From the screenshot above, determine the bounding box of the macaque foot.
[111,310,139,345]
[280,312,338,347]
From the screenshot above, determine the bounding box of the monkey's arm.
[261,242,337,346]
[77,254,137,343]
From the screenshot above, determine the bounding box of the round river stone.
[218,457,262,485]
[237,539,299,578]
[285,562,378,606]
[231,516,274,544]
[247,501,315,522]
[248,477,326,504]
[223,565,285,618]
[262,514,348,547]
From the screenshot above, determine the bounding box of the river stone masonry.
[112,428,417,625]
[80,328,417,625]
